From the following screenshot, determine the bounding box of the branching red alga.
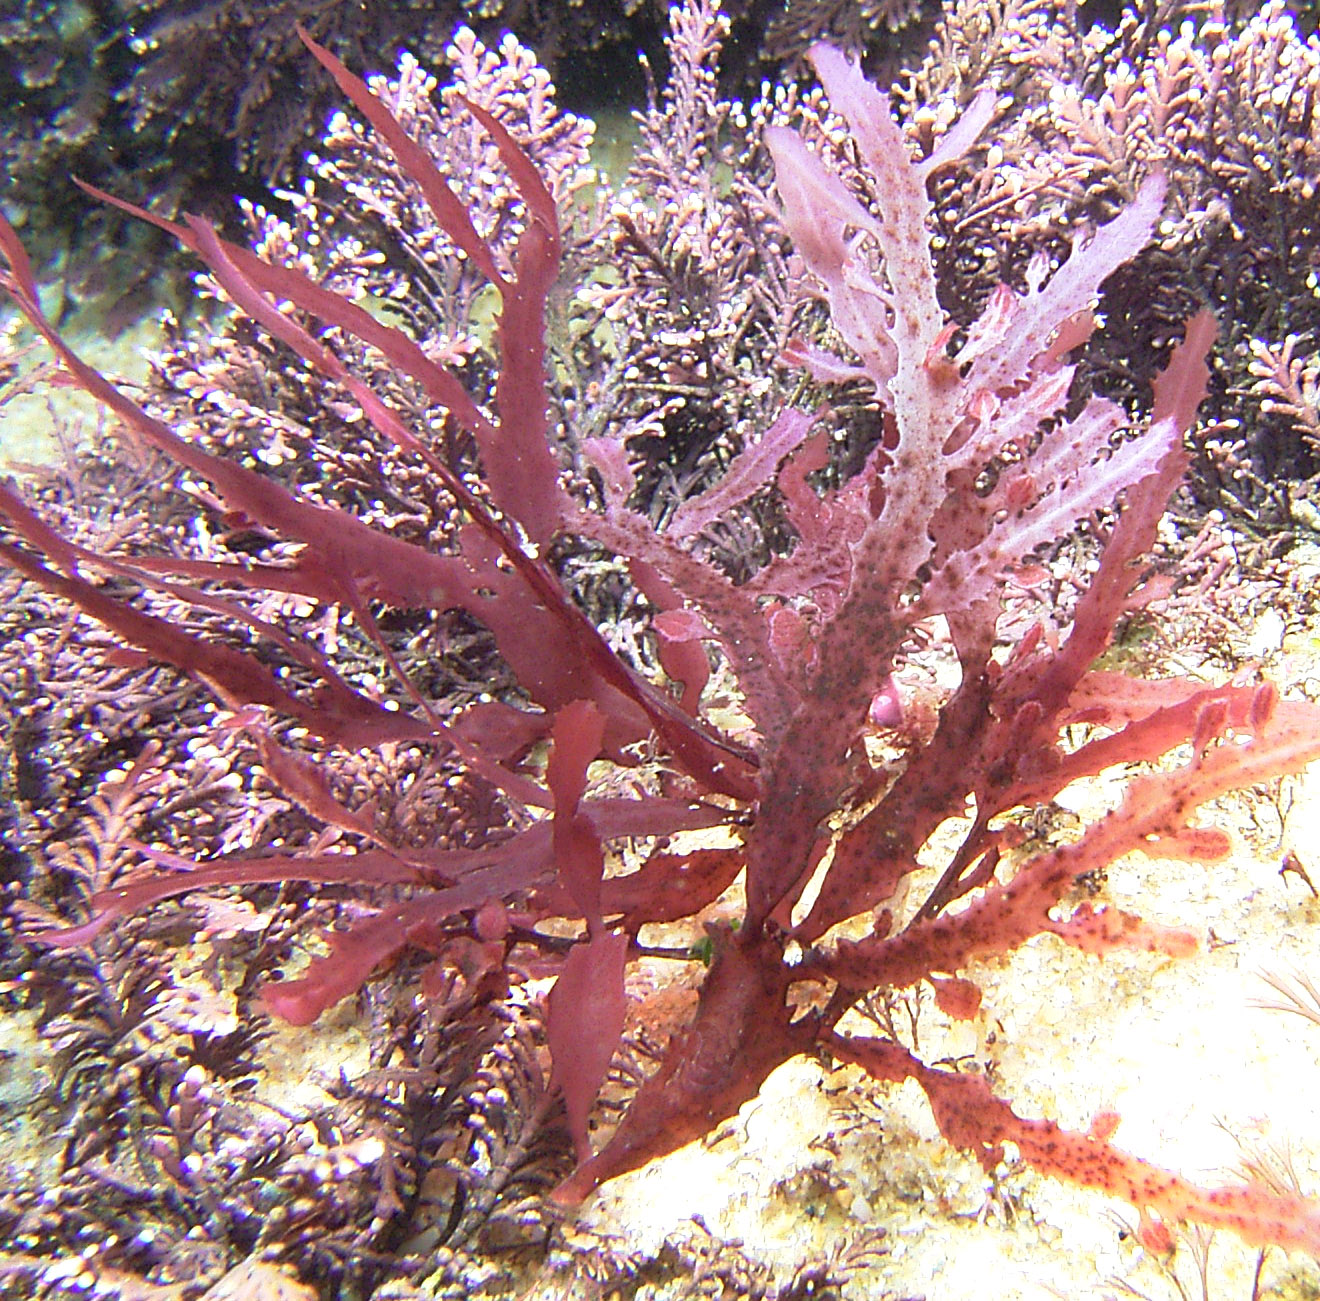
[4,35,1320,1254]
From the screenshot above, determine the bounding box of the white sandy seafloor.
[0,298,163,466]
[568,618,1320,1301]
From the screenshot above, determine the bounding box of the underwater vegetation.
[6,1,1320,1296]
[0,0,943,330]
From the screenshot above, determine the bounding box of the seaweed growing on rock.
[6,17,1320,1296]
[904,0,1320,534]
[3,742,571,1297]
